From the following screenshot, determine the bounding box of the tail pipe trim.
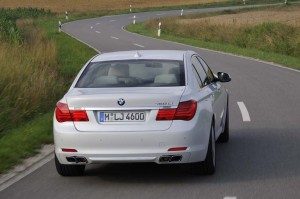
[66,156,88,163]
[159,155,182,162]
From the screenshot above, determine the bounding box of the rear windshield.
[75,60,185,88]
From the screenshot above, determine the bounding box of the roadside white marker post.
[58,21,62,32]
[285,0,287,4]
[130,5,132,12]
[181,9,183,16]
[133,15,136,24]
[158,22,161,37]
[243,0,246,5]
[65,11,69,20]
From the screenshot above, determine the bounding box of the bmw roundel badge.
[117,98,125,106]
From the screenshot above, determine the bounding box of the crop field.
[180,5,300,27]
[0,0,228,13]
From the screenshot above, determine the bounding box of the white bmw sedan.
[54,50,231,176]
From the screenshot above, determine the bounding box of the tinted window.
[197,57,215,83]
[192,66,202,89]
[75,60,185,88]
[191,56,209,87]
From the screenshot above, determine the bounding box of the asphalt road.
[1,5,300,199]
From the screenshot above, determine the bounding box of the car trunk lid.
[66,87,185,132]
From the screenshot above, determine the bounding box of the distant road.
[1,5,300,199]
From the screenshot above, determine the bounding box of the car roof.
[91,50,189,62]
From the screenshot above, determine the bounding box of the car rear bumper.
[54,119,211,165]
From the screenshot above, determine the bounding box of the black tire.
[189,123,216,175]
[217,97,229,143]
[55,154,85,176]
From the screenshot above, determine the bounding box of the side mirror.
[217,72,231,82]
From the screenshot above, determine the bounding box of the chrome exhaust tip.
[66,156,88,163]
[159,155,182,162]
[170,155,182,162]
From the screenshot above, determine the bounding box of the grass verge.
[0,113,53,172]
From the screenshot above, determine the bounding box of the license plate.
[99,111,146,122]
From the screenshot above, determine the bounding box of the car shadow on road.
[83,127,300,184]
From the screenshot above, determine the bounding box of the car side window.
[191,56,209,87]
[192,66,203,88]
[197,57,215,83]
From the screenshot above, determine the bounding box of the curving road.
[1,6,300,199]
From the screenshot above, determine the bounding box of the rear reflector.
[168,147,188,151]
[55,102,89,122]
[156,100,197,121]
[62,148,78,152]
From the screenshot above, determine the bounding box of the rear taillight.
[55,102,89,123]
[156,100,197,121]
[174,100,197,120]
[156,109,176,121]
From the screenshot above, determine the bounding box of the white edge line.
[121,26,300,74]
[95,31,101,34]
[111,36,119,40]
[134,43,145,48]
[237,102,251,122]
[0,153,54,192]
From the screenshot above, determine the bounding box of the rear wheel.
[55,154,85,176]
[189,123,216,175]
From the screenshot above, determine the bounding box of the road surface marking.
[111,36,119,40]
[224,197,237,199]
[109,20,116,22]
[237,102,251,122]
[134,43,145,48]
[96,23,101,25]
[156,13,166,16]
[90,26,93,29]
[95,31,101,34]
